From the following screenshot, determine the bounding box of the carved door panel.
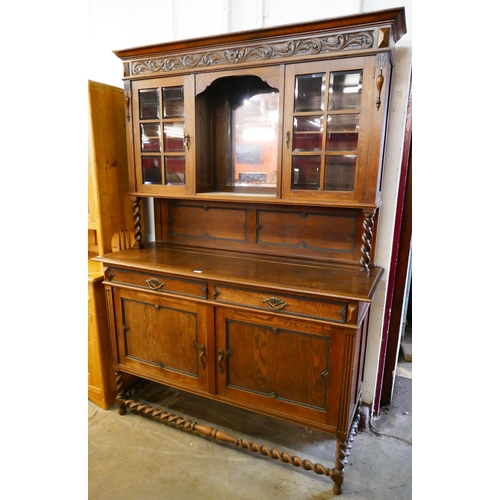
[112,287,214,392]
[215,307,344,427]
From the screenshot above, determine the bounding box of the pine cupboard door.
[112,287,214,393]
[130,75,196,197]
[215,307,344,428]
[88,275,116,409]
[281,56,390,206]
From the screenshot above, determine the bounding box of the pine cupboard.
[88,80,134,409]
[94,8,406,494]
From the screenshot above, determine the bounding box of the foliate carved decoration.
[376,52,389,69]
[131,31,374,76]
[359,211,375,274]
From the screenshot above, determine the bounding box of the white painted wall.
[88,0,413,409]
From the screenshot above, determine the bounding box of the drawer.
[213,284,351,324]
[106,267,208,299]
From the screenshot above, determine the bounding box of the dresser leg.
[332,407,361,495]
[115,371,127,415]
[332,438,346,495]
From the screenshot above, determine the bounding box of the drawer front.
[214,284,348,324]
[107,267,208,299]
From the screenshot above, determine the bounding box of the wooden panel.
[226,321,329,410]
[256,209,356,254]
[88,275,116,409]
[106,266,207,299]
[168,203,248,243]
[155,199,366,264]
[214,284,350,324]
[112,288,213,392]
[124,300,198,373]
[215,308,345,426]
[88,80,134,256]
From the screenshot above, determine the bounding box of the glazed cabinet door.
[111,287,214,393]
[281,55,390,205]
[215,307,344,428]
[129,75,196,196]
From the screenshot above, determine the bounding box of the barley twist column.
[132,197,144,249]
[359,210,375,275]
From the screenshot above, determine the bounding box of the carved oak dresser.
[94,7,406,494]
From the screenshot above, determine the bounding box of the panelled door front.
[112,287,213,392]
[215,307,344,428]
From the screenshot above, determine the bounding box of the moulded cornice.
[114,7,406,78]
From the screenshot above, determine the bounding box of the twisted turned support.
[115,371,150,415]
[116,371,127,415]
[114,372,362,495]
[132,197,144,249]
[359,210,376,276]
[332,408,361,495]
[118,392,335,480]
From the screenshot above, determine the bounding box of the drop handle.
[200,344,206,370]
[146,277,164,289]
[124,94,131,121]
[263,296,288,311]
[217,348,224,374]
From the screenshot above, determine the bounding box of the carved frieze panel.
[128,30,375,77]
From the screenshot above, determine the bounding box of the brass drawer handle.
[263,296,288,311]
[146,277,164,289]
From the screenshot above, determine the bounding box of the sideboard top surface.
[94,244,383,302]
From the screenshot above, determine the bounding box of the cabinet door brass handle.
[146,277,164,289]
[200,344,206,370]
[285,131,291,149]
[217,348,224,374]
[184,134,191,150]
[263,296,288,311]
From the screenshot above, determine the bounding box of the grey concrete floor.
[89,361,411,500]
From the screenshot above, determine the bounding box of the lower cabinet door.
[112,287,214,392]
[215,307,345,428]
